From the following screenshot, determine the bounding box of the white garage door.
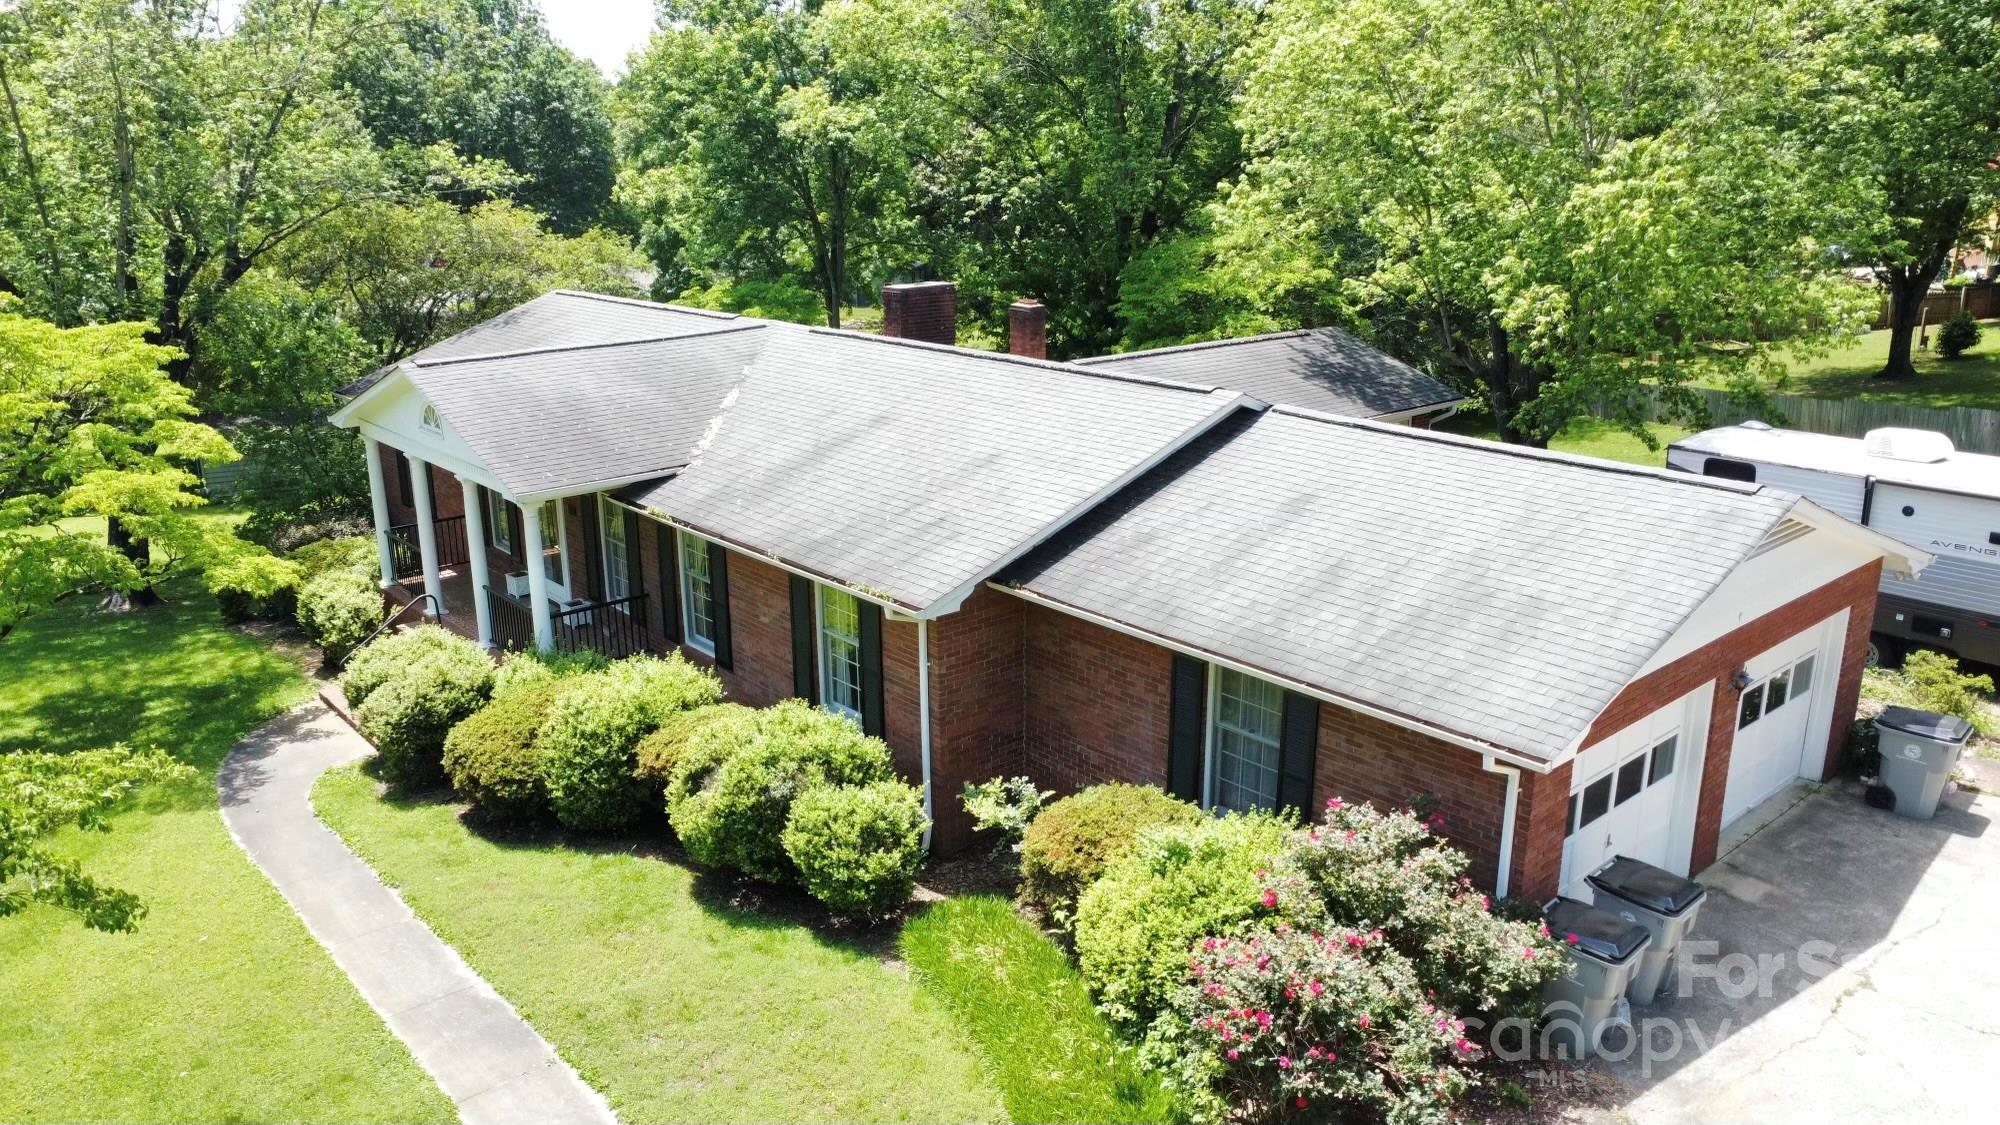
[1721,613,1846,827]
[1559,687,1708,900]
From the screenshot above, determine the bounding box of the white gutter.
[917,618,935,852]
[1481,755,1521,899]
[996,583,1554,773]
[602,497,912,614]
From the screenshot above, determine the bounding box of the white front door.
[538,499,570,602]
[600,496,631,612]
[1722,617,1841,826]
[1559,689,1703,900]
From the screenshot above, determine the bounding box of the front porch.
[386,568,651,659]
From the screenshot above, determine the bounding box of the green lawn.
[0,581,454,1124]
[1437,413,1693,467]
[313,767,1005,1124]
[1750,321,2000,410]
[902,896,1176,1124]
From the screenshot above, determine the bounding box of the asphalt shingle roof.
[1080,328,1462,420]
[1002,408,1797,762]
[627,329,1247,611]
[407,327,765,496]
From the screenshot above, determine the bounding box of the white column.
[362,435,397,587]
[519,500,555,651]
[407,454,445,615]
[459,478,494,647]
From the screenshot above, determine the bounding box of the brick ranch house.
[329,284,1926,902]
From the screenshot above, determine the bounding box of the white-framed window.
[600,497,631,612]
[679,530,717,654]
[1207,667,1284,812]
[487,491,513,554]
[539,499,565,590]
[419,403,442,432]
[817,585,864,720]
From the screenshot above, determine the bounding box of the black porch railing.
[387,515,469,580]
[486,586,651,659]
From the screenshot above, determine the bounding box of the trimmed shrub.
[442,679,565,821]
[355,641,496,784]
[297,567,383,663]
[667,699,895,882]
[634,702,754,797]
[340,625,469,708]
[1938,310,1981,359]
[961,775,1052,859]
[1073,811,1295,1028]
[1019,783,1203,932]
[290,535,377,580]
[782,780,928,917]
[537,654,723,831]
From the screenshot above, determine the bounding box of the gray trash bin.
[1586,855,1706,1005]
[1874,706,1973,820]
[1540,897,1651,1060]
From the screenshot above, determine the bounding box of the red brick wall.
[1021,603,1176,794]
[926,587,1028,849]
[1577,559,1881,874]
[881,282,957,346]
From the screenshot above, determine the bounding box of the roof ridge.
[1076,328,1324,364]
[800,325,1231,396]
[549,289,745,321]
[1264,404,1774,498]
[406,322,768,368]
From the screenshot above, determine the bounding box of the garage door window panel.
[1738,683,1766,729]
[1576,774,1612,831]
[1615,756,1647,805]
[1649,736,1677,785]
[1792,655,1815,695]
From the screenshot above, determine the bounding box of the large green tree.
[1221,0,1867,445]
[1798,0,2000,379]
[2,746,194,932]
[0,302,293,636]
[616,0,915,329]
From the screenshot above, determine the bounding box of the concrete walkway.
[219,702,617,1125]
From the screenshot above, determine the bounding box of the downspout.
[1481,754,1521,900]
[918,617,935,852]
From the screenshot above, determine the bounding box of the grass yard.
[1750,321,2000,410]
[313,768,1006,1124]
[0,581,454,1124]
[1436,413,1694,467]
[901,896,1177,1124]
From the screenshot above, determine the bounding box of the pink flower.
[1309,980,1325,997]
[1326,796,1344,810]
[1523,947,1537,960]
[1226,1049,1239,1061]
[1284,987,1296,999]
[1277,1055,1292,1069]
[1295,1096,1309,1109]
[1305,1046,1321,1059]
[1261,888,1279,909]
[1255,1010,1273,1028]
[1480,894,1491,910]
[1456,1037,1474,1054]
[1538,921,1551,937]
[1344,829,1357,842]
[1203,937,1219,952]
[1357,1014,1369,1029]
[1566,932,1580,945]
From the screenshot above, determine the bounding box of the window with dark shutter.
[1167,654,1206,802]
[858,601,885,737]
[656,523,682,645]
[706,540,732,670]
[789,574,816,702]
[1277,691,1320,816]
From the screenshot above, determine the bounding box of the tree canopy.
[1,746,194,931]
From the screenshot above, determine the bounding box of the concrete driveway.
[1581,762,1997,1124]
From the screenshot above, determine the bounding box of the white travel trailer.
[1668,423,2000,666]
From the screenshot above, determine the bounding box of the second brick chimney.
[881,281,956,347]
[1008,298,1048,360]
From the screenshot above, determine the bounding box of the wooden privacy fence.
[1873,283,2000,329]
[1625,386,2000,455]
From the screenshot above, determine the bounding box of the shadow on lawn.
[360,767,922,961]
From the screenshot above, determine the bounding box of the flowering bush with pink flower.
[1150,926,1473,1125]
[1271,798,1563,1021]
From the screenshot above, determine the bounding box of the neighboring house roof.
[401,327,766,497]
[1001,408,1802,764]
[1078,328,1463,420]
[626,329,1251,612]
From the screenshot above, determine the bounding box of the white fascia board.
[328,366,409,428]
[350,419,508,495]
[919,391,1264,619]
[994,583,1556,773]
[1787,496,1933,578]
[600,495,912,614]
[1370,397,1467,425]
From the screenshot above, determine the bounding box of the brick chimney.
[1008,298,1048,360]
[881,281,956,346]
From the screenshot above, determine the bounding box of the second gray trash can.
[1874,706,1973,820]
[1540,897,1651,1060]
[1586,855,1706,1005]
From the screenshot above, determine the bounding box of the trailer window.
[1702,457,1757,482]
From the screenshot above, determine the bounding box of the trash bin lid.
[1875,706,1975,745]
[1543,897,1650,963]
[1586,856,1705,916]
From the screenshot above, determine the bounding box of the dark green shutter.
[858,601,885,737]
[622,509,641,605]
[1278,691,1320,816]
[789,574,816,702]
[657,523,682,645]
[507,502,525,565]
[394,452,414,508]
[707,541,732,670]
[1167,654,1206,802]
[579,499,602,600]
